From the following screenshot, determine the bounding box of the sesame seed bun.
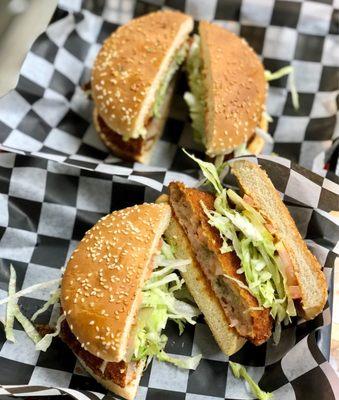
[92,73,176,163]
[60,203,171,363]
[91,10,193,140]
[199,21,267,157]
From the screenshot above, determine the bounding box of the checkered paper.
[0,151,338,399]
[0,0,338,176]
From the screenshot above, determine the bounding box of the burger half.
[92,10,193,162]
[159,154,327,351]
[60,203,201,400]
[184,21,270,158]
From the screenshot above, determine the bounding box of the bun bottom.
[157,194,246,356]
[76,356,145,400]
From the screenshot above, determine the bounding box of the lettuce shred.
[4,264,44,344]
[1,264,63,348]
[0,278,61,306]
[14,305,42,344]
[265,66,299,111]
[5,265,17,342]
[264,66,293,82]
[185,151,296,343]
[31,289,61,321]
[184,35,206,144]
[229,362,273,400]
[183,149,223,194]
[153,43,188,118]
[36,314,65,351]
[133,241,201,369]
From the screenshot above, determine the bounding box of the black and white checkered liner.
[0,0,338,175]
[0,151,338,399]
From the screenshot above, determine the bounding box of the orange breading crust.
[59,319,130,388]
[169,182,272,345]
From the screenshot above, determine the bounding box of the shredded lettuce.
[265,66,293,82]
[183,149,223,194]
[158,352,202,370]
[229,362,273,400]
[31,289,61,322]
[5,265,18,342]
[1,264,63,346]
[184,35,206,144]
[265,66,299,111]
[255,128,274,144]
[133,241,201,369]
[0,278,61,306]
[14,305,42,344]
[185,151,296,342]
[194,155,229,189]
[289,70,299,111]
[153,44,188,118]
[222,272,253,293]
[36,314,66,351]
[3,265,53,345]
[214,156,230,182]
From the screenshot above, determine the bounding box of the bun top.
[91,10,193,140]
[61,203,171,362]
[199,21,267,156]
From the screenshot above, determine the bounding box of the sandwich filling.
[184,36,270,156]
[183,153,300,343]
[152,43,188,118]
[169,182,272,344]
[97,43,189,160]
[60,239,201,388]
[132,239,200,367]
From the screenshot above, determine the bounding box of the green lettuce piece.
[14,305,42,344]
[265,66,293,81]
[158,352,202,370]
[183,149,223,194]
[185,151,296,341]
[184,35,206,144]
[31,288,60,321]
[0,278,61,306]
[133,241,201,369]
[153,44,188,118]
[229,362,273,400]
[265,66,299,111]
[5,265,17,342]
